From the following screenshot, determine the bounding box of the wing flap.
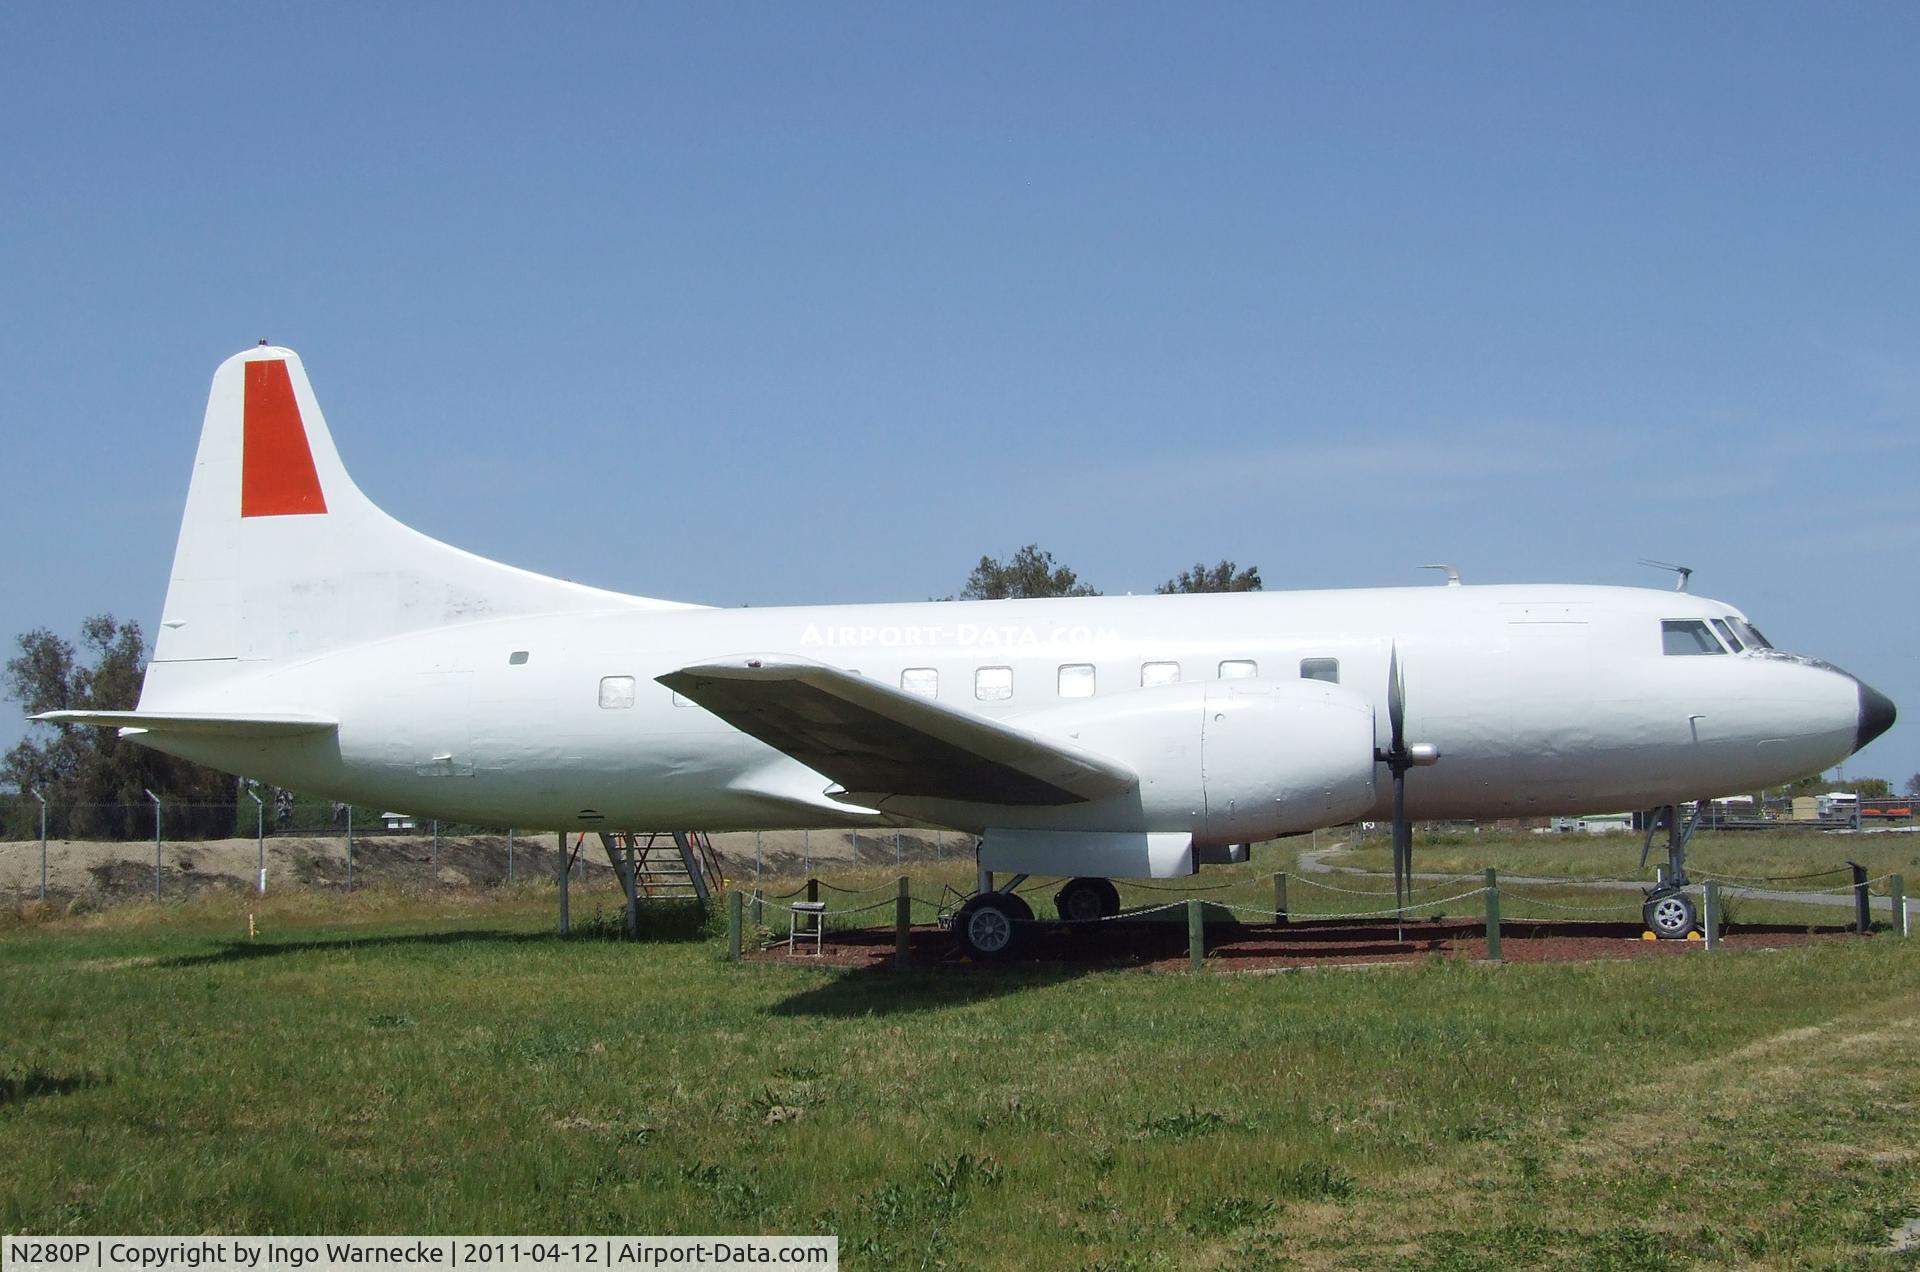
[657,656,1135,807]
[33,710,337,738]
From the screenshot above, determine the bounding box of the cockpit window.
[1662,620,1726,655]
[1729,617,1773,650]
[1710,619,1744,651]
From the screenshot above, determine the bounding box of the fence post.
[727,889,743,961]
[246,785,266,896]
[1483,868,1502,961]
[750,883,763,929]
[145,789,162,902]
[1891,874,1908,938]
[895,875,911,970]
[1274,872,1288,926]
[431,820,440,886]
[807,877,819,906]
[1188,899,1205,970]
[1850,862,1870,935]
[33,788,47,903]
[1703,880,1720,950]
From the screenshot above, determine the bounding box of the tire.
[1055,877,1122,923]
[1644,890,1697,939]
[955,892,1032,960]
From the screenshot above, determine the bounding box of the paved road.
[1294,843,1915,921]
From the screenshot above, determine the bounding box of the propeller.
[1376,643,1440,941]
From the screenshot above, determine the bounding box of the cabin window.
[976,666,1013,701]
[508,650,530,666]
[1141,661,1181,687]
[1661,620,1725,656]
[670,691,692,707]
[1710,619,1744,652]
[901,667,938,698]
[1218,659,1257,680]
[598,675,636,708]
[1058,663,1096,698]
[1300,657,1340,683]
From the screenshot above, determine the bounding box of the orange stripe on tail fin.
[241,359,327,517]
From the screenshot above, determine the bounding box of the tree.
[4,615,237,839]
[1157,560,1263,594]
[959,545,1100,600]
[1907,773,1920,798]
[1783,773,1890,800]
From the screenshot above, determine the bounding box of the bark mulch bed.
[744,916,1859,973]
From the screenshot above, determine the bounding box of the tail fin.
[144,346,688,704]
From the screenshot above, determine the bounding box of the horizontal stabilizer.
[33,710,337,738]
[658,655,1136,807]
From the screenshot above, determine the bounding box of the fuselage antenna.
[1639,559,1694,592]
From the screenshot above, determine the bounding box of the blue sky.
[2,3,1915,786]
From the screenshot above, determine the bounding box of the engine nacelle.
[1019,677,1378,847]
[1198,678,1378,843]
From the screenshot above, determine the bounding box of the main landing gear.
[953,878,1034,960]
[952,875,1126,959]
[1053,876,1122,923]
[1640,802,1705,939]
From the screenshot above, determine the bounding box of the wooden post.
[894,875,911,970]
[1187,899,1205,970]
[1483,868,1501,961]
[1850,862,1870,935]
[727,889,743,961]
[1274,872,1288,926]
[1703,880,1720,950]
[807,877,819,906]
[1891,874,1908,938]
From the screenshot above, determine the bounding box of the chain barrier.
[1685,865,1854,885]
[1502,892,1644,915]
[1289,873,1486,900]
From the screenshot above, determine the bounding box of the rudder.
[142,345,688,708]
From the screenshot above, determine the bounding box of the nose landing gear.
[1640,802,1707,939]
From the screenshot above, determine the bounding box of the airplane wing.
[33,710,337,738]
[657,656,1136,807]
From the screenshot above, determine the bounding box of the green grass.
[1327,826,1920,887]
[3,886,1919,1267]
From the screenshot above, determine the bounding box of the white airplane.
[39,347,1896,954]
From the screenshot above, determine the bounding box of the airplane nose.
[1855,679,1897,754]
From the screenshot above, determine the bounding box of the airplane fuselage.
[140,582,1868,843]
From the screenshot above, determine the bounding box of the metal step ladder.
[599,831,723,911]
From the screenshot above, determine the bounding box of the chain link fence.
[0,797,979,911]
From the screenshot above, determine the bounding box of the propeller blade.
[1387,643,1406,760]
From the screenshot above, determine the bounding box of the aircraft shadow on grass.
[0,1068,106,1108]
[158,919,710,969]
[765,956,1097,1018]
